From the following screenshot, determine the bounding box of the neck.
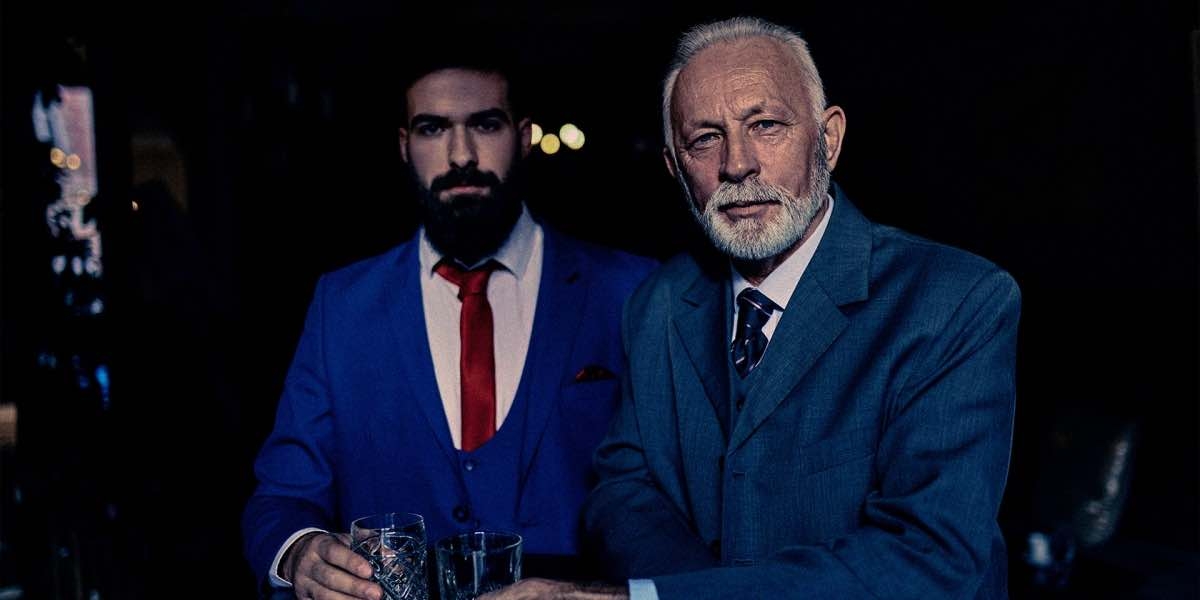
[731,244,797,286]
[731,196,829,286]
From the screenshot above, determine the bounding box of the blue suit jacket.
[243,226,655,584]
[585,188,1020,599]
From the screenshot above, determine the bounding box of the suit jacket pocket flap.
[798,426,875,476]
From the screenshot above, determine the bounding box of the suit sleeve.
[598,270,1021,599]
[583,291,722,578]
[241,277,340,584]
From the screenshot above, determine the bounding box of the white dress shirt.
[269,206,543,587]
[418,205,542,449]
[729,195,834,345]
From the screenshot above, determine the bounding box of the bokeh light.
[559,123,585,150]
[539,133,561,155]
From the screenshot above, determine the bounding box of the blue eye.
[690,132,719,148]
[752,120,781,132]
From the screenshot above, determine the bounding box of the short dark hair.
[394,41,528,126]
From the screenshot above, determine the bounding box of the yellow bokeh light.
[65,154,82,170]
[539,133,561,155]
[132,200,140,212]
[50,147,66,166]
[561,126,585,151]
[530,123,543,145]
[559,124,579,143]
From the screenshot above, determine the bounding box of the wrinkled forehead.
[671,38,809,116]
[405,68,512,121]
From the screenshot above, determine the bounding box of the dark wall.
[2,0,1196,597]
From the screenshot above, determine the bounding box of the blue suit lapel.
[516,227,588,485]
[381,240,460,466]
[671,264,731,531]
[673,266,732,435]
[728,187,872,451]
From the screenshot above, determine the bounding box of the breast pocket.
[797,426,876,476]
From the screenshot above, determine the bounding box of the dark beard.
[415,163,523,266]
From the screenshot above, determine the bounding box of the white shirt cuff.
[268,527,327,588]
[628,579,660,600]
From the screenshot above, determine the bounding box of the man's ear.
[518,118,533,158]
[398,127,410,163]
[662,147,678,179]
[821,106,846,171]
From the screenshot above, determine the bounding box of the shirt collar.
[731,193,835,310]
[419,203,539,278]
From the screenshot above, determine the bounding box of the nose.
[719,132,758,183]
[448,126,477,170]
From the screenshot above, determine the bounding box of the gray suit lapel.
[671,262,730,533]
[728,277,846,450]
[728,187,872,451]
[672,265,731,435]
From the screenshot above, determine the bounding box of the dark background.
[2,0,1197,598]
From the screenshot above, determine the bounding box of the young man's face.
[400,68,530,204]
[399,68,532,263]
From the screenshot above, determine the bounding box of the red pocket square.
[574,365,617,382]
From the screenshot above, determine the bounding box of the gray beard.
[686,140,831,262]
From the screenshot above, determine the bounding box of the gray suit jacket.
[584,188,1020,599]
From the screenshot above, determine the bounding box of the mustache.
[708,178,793,210]
[429,166,502,194]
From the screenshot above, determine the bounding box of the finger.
[306,557,382,600]
[317,535,375,580]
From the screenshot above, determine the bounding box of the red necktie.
[435,260,500,451]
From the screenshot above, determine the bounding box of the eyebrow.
[409,108,512,130]
[685,104,766,133]
[467,108,512,126]
[409,114,449,129]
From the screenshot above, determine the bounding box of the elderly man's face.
[667,38,844,261]
[399,68,532,261]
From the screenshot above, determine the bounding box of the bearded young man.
[241,57,655,599]
[489,16,1020,600]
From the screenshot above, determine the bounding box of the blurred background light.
[539,133,561,154]
[559,123,585,150]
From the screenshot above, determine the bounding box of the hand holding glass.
[350,512,429,600]
[436,531,522,600]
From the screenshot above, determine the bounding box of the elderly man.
[493,16,1019,600]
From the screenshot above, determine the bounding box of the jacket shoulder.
[555,232,658,277]
[317,237,417,295]
[868,224,1021,328]
[625,252,705,317]
[872,224,1017,291]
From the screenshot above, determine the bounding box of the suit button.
[463,458,478,472]
[735,396,745,411]
[709,539,721,556]
[453,505,470,522]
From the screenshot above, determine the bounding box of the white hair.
[661,16,827,161]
